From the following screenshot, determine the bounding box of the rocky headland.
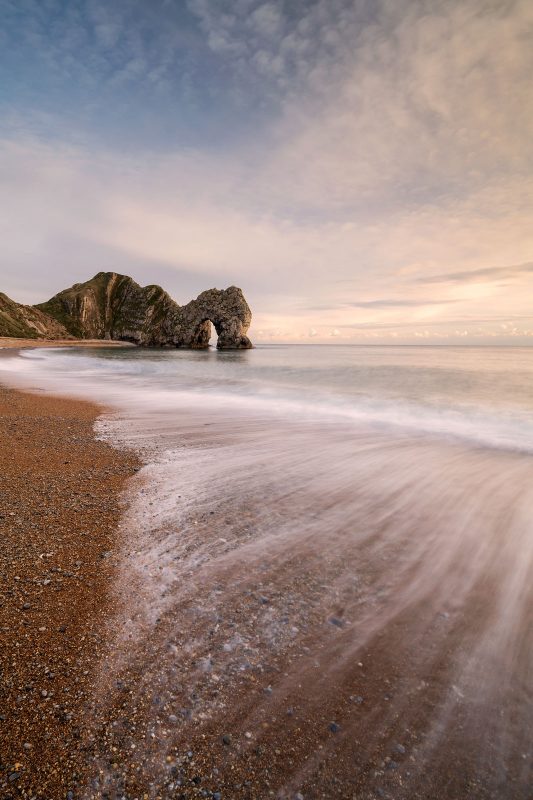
[0,272,253,349]
[0,292,72,341]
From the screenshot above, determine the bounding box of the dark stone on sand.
[328,616,344,627]
[329,722,340,733]
[221,734,232,746]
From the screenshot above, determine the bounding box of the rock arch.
[178,287,253,350]
[34,274,254,349]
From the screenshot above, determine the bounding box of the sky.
[1,0,533,344]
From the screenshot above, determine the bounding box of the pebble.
[329,722,340,733]
[221,734,232,745]
[0,386,141,799]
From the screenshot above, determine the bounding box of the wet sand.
[85,416,532,800]
[0,384,140,798]
[0,353,531,800]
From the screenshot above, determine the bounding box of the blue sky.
[2,0,533,343]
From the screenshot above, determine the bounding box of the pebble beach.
[0,343,531,800]
[0,382,140,798]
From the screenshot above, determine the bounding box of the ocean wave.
[0,345,531,453]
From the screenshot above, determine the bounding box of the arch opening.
[189,318,224,349]
[186,310,252,350]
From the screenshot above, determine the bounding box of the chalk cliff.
[0,273,253,349]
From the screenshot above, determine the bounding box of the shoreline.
[0,337,136,350]
[0,382,141,798]
[0,349,531,799]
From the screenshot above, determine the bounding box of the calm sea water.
[3,344,533,450]
[1,345,532,797]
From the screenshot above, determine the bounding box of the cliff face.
[31,272,253,348]
[36,273,179,344]
[0,292,72,340]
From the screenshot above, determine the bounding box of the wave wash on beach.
[1,344,532,800]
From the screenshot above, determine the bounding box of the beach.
[0,339,136,350]
[0,382,140,798]
[3,0,532,794]
[0,343,531,799]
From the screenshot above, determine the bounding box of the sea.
[1,344,532,799]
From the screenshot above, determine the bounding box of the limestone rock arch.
[34,273,254,349]
[178,287,253,350]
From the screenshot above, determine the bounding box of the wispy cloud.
[302,298,461,311]
[416,262,533,285]
[306,299,461,310]
[1,1,533,343]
